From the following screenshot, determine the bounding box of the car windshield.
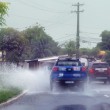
[1,1,110,110]
[93,63,109,68]
[56,60,81,66]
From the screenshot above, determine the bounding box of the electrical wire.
[53,0,72,5]
[17,0,69,14]
[24,0,70,11]
[54,33,101,40]
[80,31,100,35]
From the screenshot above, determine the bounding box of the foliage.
[80,47,99,57]
[96,30,110,62]
[97,30,110,50]
[0,88,21,103]
[22,25,61,59]
[104,51,110,65]
[89,47,99,57]
[63,40,76,56]
[0,28,27,63]
[60,41,99,57]
[0,2,9,26]
[0,25,61,63]
[80,48,91,56]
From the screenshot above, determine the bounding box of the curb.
[0,90,28,107]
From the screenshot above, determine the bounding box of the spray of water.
[0,64,50,92]
[1,64,110,97]
[83,81,110,97]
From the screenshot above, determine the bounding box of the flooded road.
[1,83,110,110]
[1,66,110,110]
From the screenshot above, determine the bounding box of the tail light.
[81,67,86,72]
[52,66,59,72]
[89,68,94,74]
[107,67,110,74]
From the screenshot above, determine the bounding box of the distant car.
[79,58,88,67]
[50,57,87,91]
[88,62,110,84]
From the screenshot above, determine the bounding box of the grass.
[0,87,21,103]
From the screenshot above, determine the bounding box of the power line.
[45,14,72,29]
[80,25,106,31]
[10,14,59,23]
[9,13,72,28]
[18,0,69,14]
[81,40,100,43]
[54,35,101,42]
[22,0,51,9]
[80,31,100,35]
[53,0,72,5]
[81,36,101,40]
[10,14,39,21]
[24,0,70,10]
[54,34,76,41]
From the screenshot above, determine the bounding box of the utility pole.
[73,2,84,58]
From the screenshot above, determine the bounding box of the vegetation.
[0,1,110,64]
[80,47,99,57]
[0,88,21,103]
[0,25,61,64]
[63,40,76,56]
[96,30,110,63]
[104,51,110,65]
[22,25,61,59]
[0,2,9,26]
[97,30,110,50]
[1,25,110,64]
[0,28,26,63]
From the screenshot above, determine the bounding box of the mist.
[0,64,50,92]
[1,64,110,97]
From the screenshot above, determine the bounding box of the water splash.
[0,64,50,92]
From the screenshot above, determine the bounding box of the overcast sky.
[4,0,110,48]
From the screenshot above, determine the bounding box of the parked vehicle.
[88,62,110,84]
[50,57,87,91]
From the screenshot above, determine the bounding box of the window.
[56,60,81,66]
[93,63,109,68]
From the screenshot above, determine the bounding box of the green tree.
[64,40,76,56]
[96,30,110,62]
[97,30,110,50]
[80,47,99,58]
[0,28,27,63]
[22,25,61,59]
[90,47,99,57]
[0,2,9,26]
[105,51,110,65]
[0,2,9,61]
[80,48,90,56]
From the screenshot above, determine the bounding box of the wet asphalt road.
[1,83,110,110]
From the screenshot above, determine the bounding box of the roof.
[38,56,58,62]
[25,59,38,62]
[25,55,68,62]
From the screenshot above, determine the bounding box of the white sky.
[3,0,110,48]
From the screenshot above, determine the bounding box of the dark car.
[50,57,87,91]
[88,62,110,84]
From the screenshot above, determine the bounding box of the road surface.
[1,83,110,110]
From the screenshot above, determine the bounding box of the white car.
[79,58,88,67]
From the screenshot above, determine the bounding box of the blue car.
[50,57,87,91]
